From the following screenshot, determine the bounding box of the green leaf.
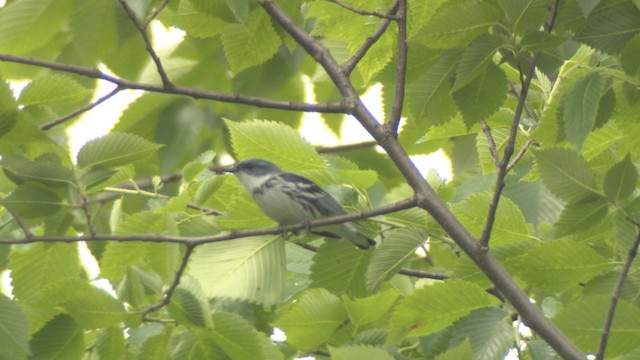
[407,51,459,125]
[310,241,372,297]
[513,239,609,292]
[535,148,598,203]
[69,0,118,64]
[2,182,62,218]
[577,0,602,17]
[575,1,640,54]
[18,74,91,106]
[388,280,499,342]
[582,121,624,161]
[167,277,213,328]
[212,312,283,360]
[29,315,84,360]
[226,119,323,170]
[449,307,513,360]
[182,150,215,182]
[452,192,533,245]
[556,296,640,357]
[452,34,506,91]
[160,0,230,39]
[76,132,163,169]
[415,0,501,48]
[8,242,82,303]
[226,0,249,23]
[366,227,428,292]
[562,72,606,150]
[273,288,347,350]
[497,0,552,35]
[0,0,74,55]
[329,344,394,360]
[0,75,18,137]
[222,9,280,74]
[1,155,74,187]
[342,288,401,328]
[604,154,638,203]
[189,236,286,306]
[0,295,30,358]
[452,62,508,128]
[95,327,125,360]
[555,197,609,236]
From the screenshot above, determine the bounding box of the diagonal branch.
[143,243,195,320]
[481,120,500,169]
[342,1,399,75]
[261,1,583,358]
[0,53,346,116]
[118,0,173,89]
[596,226,640,360]
[40,86,121,130]
[385,0,407,134]
[479,0,560,248]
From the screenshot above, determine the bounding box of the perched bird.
[224,158,375,249]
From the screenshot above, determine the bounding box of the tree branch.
[385,0,407,134]
[143,243,195,320]
[480,120,500,169]
[479,0,560,248]
[315,140,378,153]
[342,1,399,75]
[326,0,399,20]
[262,1,583,358]
[506,140,541,172]
[40,87,121,130]
[596,228,640,360]
[118,0,173,89]
[0,196,418,245]
[0,53,347,114]
[5,208,32,239]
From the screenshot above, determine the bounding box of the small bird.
[224,158,375,249]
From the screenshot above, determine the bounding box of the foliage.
[0,0,639,359]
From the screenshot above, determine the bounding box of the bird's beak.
[222,164,237,173]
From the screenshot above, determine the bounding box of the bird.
[224,158,376,249]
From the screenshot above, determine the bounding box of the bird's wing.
[277,172,347,217]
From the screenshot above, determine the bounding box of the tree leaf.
[449,307,513,360]
[2,182,62,218]
[273,288,347,350]
[452,34,507,91]
[414,0,501,48]
[221,9,280,74]
[76,132,163,169]
[18,73,91,106]
[555,197,609,236]
[0,75,17,137]
[342,288,401,328]
[0,295,30,359]
[562,72,606,150]
[453,62,508,128]
[329,344,395,360]
[212,312,283,360]
[513,239,609,292]
[29,315,84,360]
[366,227,428,292]
[575,1,640,54]
[604,154,638,203]
[388,280,499,343]
[189,236,286,306]
[226,119,323,170]
[310,241,372,297]
[167,277,213,328]
[535,148,598,203]
[555,296,640,357]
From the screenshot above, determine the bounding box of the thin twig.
[118,0,173,89]
[342,1,399,75]
[326,0,399,20]
[100,187,223,215]
[385,0,407,134]
[144,0,170,27]
[508,80,533,120]
[143,243,195,320]
[40,87,121,130]
[596,228,640,359]
[0,54,347,114]
[479,0,560,248]
[81,197,97,238]
[481,120,500,168]
[0,196,418,245]
[506,140,541,172]
[6,208,32,239]
[397,268,448,280]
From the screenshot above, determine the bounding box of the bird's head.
[224,158,282,190]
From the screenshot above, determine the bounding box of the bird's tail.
[348,232,376,250]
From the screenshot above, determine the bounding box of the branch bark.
[261,1,584,358]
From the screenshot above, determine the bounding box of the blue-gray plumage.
[224,158,375,249]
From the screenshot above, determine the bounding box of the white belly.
[253,187,315,225]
